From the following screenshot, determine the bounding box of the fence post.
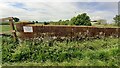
[9,17,17,42]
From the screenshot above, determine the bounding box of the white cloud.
[0,2,78,21]
[0,2,118,23]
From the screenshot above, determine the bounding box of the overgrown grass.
[1,36,119,67]
[0,36,2,65]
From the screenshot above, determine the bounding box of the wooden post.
[9,17,17,42]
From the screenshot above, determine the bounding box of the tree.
[113,15,120,26]
[13,17,19,22]
[32,21,35,24]
[70,13,91,26]
[71,17,77,25]
[44,22,49,25]
[58,20,62,25]
[64,20,69,25]
[36,21,39,23]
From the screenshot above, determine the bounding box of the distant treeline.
[32,13,120,26]
[0,22,10,25]
[48,13,91,26]
[32,13,92,26]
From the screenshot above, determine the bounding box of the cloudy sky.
[0,0,119,23]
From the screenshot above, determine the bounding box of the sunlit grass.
[0,25,11,33]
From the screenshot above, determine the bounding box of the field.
[0,25,120,67]
[0,25,11,37]
[0,25,11,32]
[92,24,119,28]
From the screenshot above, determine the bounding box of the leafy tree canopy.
[70,13,91,26]
[113,15,120,26]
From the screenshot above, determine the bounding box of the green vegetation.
[70,13,91,26]
[0,25,11,33]
[0,22,10,25]
[44,13,91,26]
[0,36,2,65]
[113,15,120,26]
[2,36,119,67]
[0,14,119,67]
[92,24,119,28]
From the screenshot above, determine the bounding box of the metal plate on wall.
[23,26,33,32]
